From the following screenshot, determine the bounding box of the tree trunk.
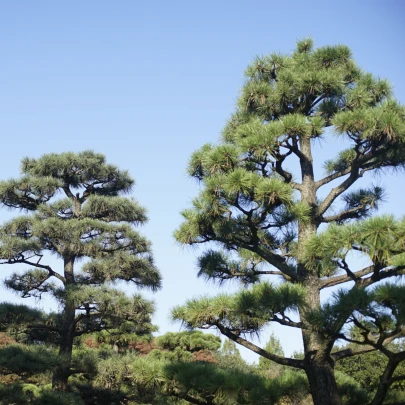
[52,300,75,391]
[305,357,341,405]
[52,256,76,391]
[300,284,342,405]
[296,136,342,405]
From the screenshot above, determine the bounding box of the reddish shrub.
[192,350,217,364]
[0,332,16,347]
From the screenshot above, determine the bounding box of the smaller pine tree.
[0,151,161,391]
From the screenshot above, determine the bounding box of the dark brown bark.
[305,357,342,405]
[51,300,75,391]
[52,256,76,391]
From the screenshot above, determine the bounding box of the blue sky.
[0,1,404,360]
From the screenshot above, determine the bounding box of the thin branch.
[332,344,377,362]
[359,266,405,288]
[369,352,405,405]
[316,146,386,216]
[18,259,66,284]
[211,234,298,281]
[333,328,405,362]
[316,170,361,216]
[315,166,353,190]
[230,270,285,278]
[214,322,305,369]
[273,149,303,191]
[26,323,61,333]
[389,375,405,384]
[320,265,374,289]
[322,205,369,223]
[62,185,75,200]
[271,314,303,329]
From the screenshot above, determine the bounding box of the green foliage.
[304,215,405,276]
[0,344,58,375]
[172,282,305,334]
[0,151,161,390]
[337,344,405,393]
[0,383,84,405]
[334,371,369,405]
[156,330,221,352]
[258,333,286,378]
[174,38,405,405]
[0,302,60,344]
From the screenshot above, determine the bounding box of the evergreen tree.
[0,151,161,391]
[173,39,405,405]
[258,333,285,378]
[216,339,246,371]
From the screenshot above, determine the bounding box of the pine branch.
[317,169,361,217]
[272,314,303,329]
[4,257,66,285]
[26,323,61,333]
[320,265,374,289]
[359,266,405,288]
[322,205,370,223]
[62,185,75,200]
[214,322,304,369]
[310,94,327,110]
[315,167,353,190]
[389,374,405,384]
[332,344,377,362]
[249,245,298,280]
[322,263,405,291]
[331,333,400,362]
[211,234,298,280]
[333,326,405,361]
[273,149,302,191]
[316,145,393,216]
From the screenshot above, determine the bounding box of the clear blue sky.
[0,0,404,360]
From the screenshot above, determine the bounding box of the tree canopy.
[173,39,405,405]
[0,151,161,390]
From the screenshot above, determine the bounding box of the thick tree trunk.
[305,357,341,405]
[52,256,76,391]
[295,136,342,405]
[52,301,75,391]
[300,283,342,405]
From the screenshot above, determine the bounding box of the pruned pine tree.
[0,151,161,391]
[173,39,405,405]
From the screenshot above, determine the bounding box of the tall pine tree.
[0,151,161,391]
[173,40,405,405]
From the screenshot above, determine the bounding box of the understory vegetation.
[0,312,391,405]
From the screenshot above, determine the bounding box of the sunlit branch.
[321,205,371,223]
[214,322,305,369]
[272,314,303,329]
[320,265,374,289]
[2,257,66,285]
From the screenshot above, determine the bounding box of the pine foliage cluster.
[173,39,405,405]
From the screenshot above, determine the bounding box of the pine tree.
[173,39,405,405]
[0,151,161,391]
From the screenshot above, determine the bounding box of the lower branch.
[320,265,374,289]
[214,322,304,369]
